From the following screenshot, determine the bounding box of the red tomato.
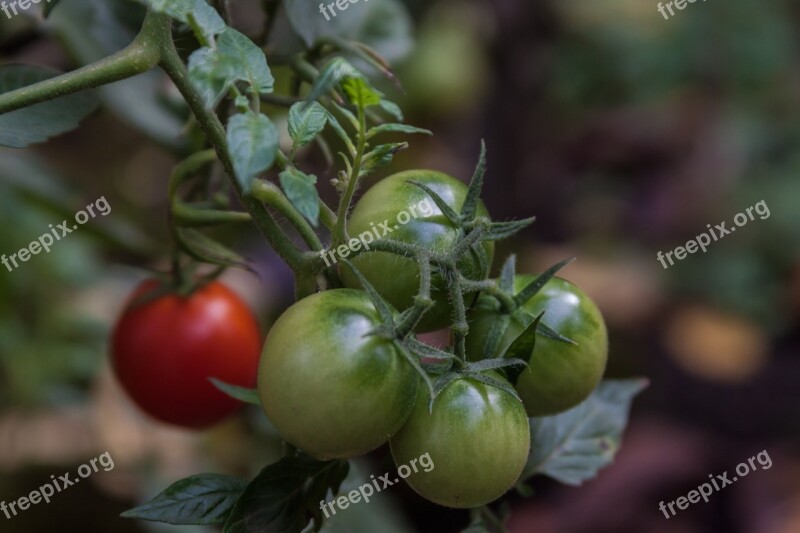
[111,280,261,429]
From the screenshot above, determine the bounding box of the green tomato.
[258,289,418,460]
[340,170,494,332]
[466,275,608,417]
[389,373,530,508]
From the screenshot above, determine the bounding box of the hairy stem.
[158,24,310,276]
[251,180,323,251]
[0,10,167,114]
[334,98,367,242]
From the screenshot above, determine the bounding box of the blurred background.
[1,0,799,531]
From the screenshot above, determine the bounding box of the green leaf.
[43,0,62,17]
[121,474,247,525]
[361,142,408,175]
[461,140,487,221]
[523,378,649,486]
[223,455,349,533]
[175,228,252,271]
[339,259,395,326]
[278,168,320,226]
[284,0,413,62]
[537,319,578,345]
[188,47,233,109]
[138,0,224,43]
[514,257,576,306]
[305,57,362,103]
[0,65,99,148]
[407,181,460,225]
[288,102,327,149]
[227,112,278,192]
[217,27,275,94]
[503,312,543,384]
[209,378,261,406]
[481,218,536,241]
[368,123,432,138]
[379,100,404,121]
[341,77,381,108]
[499,254,517,292]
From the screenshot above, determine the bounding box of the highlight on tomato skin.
[110,279,262,429]
[389,372,531,509]
[257,288,420,460]
[466,274,609,417]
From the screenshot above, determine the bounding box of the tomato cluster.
[110,170,608,509]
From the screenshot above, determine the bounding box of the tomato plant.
[341,169,494,331]
[111,279,261,428]
[258,289,419,459]
[390,372,530,508]
[0,1,646,532]
[466,274,608,416]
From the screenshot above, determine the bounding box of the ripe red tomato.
[111,279,261,429]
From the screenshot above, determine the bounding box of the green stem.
[251,180,323,251]
[158,24,310,275]
[334,98,367,242]
[0,10,167,114]
[448,264,469,361]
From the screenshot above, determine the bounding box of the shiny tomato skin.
[466,275,608,416]
[111,280,261,429]
[258,289,419,460]
[341,170,494,332]
[389,373,530,508]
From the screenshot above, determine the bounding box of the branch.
[0,10,167,114]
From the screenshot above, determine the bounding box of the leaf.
[284,0,413,62]
[499,254,517,292]
[522,378,649,486]
[467,358,527,374]
[305,57,362,104]
[175,227,253,272]
[223,455,349,533]
[360,142,408,175]
[121,474,247,525]
[227,112,278,192]
[210,378,261,406]
[217,27,275,94]
[188,47,233,109]
[0,65,99,148]
[339,259,395,326]
[279,168,320,226]
[461,140,487,221]
[481,218,536,241]
[341,77,381,108]
[43,0,62,17]
[503,313,543,384]
[537,319,578,345]
[288,102,327,149]
[407,181,460,225]
[368,123,432,138]
[138,0,225,43]
[514,257,576,306]
[379,99,404,121]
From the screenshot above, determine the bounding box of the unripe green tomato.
[258,289,418,460]
[389,373,530,508]
[340,170,494,332]
[466,276,608,417]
